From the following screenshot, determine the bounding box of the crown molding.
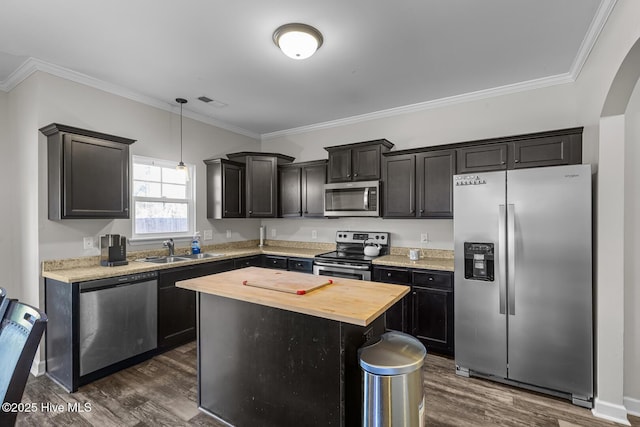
[0,57,260,140]
[569,0,618,78]
[261,72,574,140]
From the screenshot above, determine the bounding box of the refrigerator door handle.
[507,203,516,315]
[498,204,507,315]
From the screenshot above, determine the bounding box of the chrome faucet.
[163,238,175,256]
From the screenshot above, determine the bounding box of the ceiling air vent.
[198,96,227,108]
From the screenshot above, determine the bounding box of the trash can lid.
[359,331,427,376]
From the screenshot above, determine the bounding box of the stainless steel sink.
[140,253,225,263]
[141,256,188,264]
[178,253,225,260]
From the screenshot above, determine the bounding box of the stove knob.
[375,236,379,239]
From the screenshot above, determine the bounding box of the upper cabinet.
[226,152,294,218]
[279,160,327,218]
[383,149,455,219]
[40,123,135,220]
[325,139,394,183]
[204,158,245,219]
[457,128,582,174]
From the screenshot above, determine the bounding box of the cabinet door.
[412,286,454,356]
[352,145,381,181]
[158,261,234,350]
[279,167,302,217]
[222,162,245,218]
[327,148,352,182]
[383,154,416,218]
[301,163,326,217]
[416,149,456,218]
[373,266,411,332]
[509,134,580,169]
[62,133,130,218]
[246,156,278,217]
[457,143,508,173]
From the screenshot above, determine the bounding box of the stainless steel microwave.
[324,180,380,217]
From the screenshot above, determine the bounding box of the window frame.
[131,155,196,241]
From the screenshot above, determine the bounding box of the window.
[132,155,195,239]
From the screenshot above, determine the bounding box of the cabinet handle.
[514,159,519,163]
[387,272,392,277]
[249,210,253,214]
[420,209,424,214]
[354,172,358,177]
[428,277,434,281]
[347,173,351,178]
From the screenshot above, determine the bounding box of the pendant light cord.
[180,101,183,163]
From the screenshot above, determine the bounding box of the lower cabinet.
[158,260,234,350]
[373,265,454,356]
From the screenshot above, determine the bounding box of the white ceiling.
[0,0,613,138]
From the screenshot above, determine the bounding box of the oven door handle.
[313,261,371,270]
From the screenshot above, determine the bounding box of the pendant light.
[273,23,323,60]
[175,97,189,179]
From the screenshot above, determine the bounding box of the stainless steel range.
[313,231,390,280]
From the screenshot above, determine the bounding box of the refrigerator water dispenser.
[464,242,494,281]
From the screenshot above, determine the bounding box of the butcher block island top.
[177,266,409,326]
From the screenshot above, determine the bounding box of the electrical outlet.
[271,228,277,238]
[226,230,232,239]
[203,229,213,241]
[420,233,429,243]
[311,230,317,239]
[83,237,94,250]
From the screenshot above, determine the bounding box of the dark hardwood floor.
[16,342,640,426]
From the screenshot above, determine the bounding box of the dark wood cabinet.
[40,123,135,220]
[373,266,411,333]
[416,149,455,218]
[373,265,454,356]
[287,257,314,273]
[233,255,263,269]
[456,143,508,173]
[456,128,582,173]
[158,260,234,350]
[382,154,416,217]
[411,270,454,356]
[204,158,245,219]
[325,139,394,183]
[383,149,455,219]
[226,152,295,218]
[279,160,327,218]
[263,255,288,269]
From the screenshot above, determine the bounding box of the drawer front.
[288,257,313,273]
[412,270,452,290]
[264,255,288,270]
[234,256,262,269]
[373,266,411,285]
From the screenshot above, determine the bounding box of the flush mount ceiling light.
[273,23,323,60]
[175,97,189,179]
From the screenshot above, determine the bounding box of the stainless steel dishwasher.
[79,271,158,376]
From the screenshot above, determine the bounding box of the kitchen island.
[177,267,409,427]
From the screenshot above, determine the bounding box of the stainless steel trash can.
[359,331,427,427]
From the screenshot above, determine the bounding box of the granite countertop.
[41,241,335,283]
[178,266,410,326]
[41,240,455,283]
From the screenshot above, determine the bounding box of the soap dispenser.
[191,232,201,255]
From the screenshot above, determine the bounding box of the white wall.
[33,72,262,262]
[624,79,640,411]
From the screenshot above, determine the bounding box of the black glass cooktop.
[315,251,377,263]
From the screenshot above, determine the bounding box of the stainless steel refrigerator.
[453,164,593,407]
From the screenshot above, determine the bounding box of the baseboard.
[30,359,46,377]
[592,398,630,425]
[625,396,640,417]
